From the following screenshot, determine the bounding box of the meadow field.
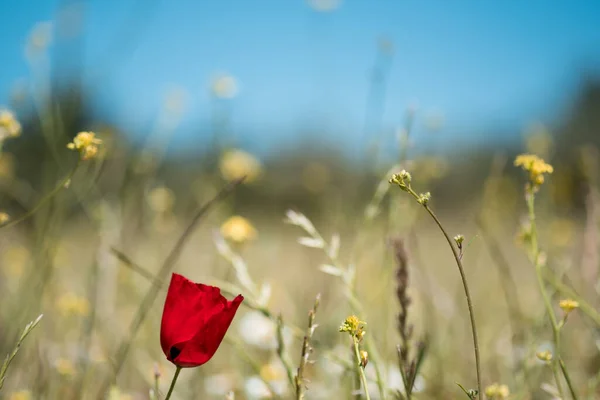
[2,3,600,400]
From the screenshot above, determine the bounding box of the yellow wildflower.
[221,216,257,244]
[9,390,32,400]
[67,131,102,161]
[56,292,90,317]
[0,109,22,140]
[514,154,553,186]
[260,362,286,382]
[219,149,262,183]
[0,212,10,225]
[2,245,31,278]
[339,315,366,340]
[484,383,510,399]
[536,350,553,362]
[54,358,76,377]
[559,299,579,314]
[147,186,175,213]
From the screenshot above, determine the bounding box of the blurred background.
[2,1,600,399]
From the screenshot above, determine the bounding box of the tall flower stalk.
[514,154,578,399]
[390,171,482,399]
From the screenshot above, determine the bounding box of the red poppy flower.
[160,273,244,367]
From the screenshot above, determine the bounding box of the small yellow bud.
[559,299,579,314]
[454,234,465,246]
[389,170,412,191]
[417,192,431,205]
[536,350,553,362]
[359,350,368,368]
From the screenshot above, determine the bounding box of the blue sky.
[2,1,600,155]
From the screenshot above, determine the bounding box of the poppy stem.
[164,366,182,400]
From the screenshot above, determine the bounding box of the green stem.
[353,339,371,400]
[164,367,182,400]
[406,189,482,400]
[0,160,79,229]
[526,190,578,400]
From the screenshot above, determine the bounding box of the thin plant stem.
[164,367,182,400]
[276,315,296,388]
[405,188,482,400]
[295,294,320,400]
[526,189,578,400]
[353,338,371,400]
[0,160,79,229]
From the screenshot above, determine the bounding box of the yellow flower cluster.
[0,109,22,140]
[56,292,90,317]
[67,131,102,160]
[484,383,510,399]
[559,299,579,314]
[514,154,553,186]
[389,170,412,191]
[339,315,366,341]
[221,216,257,244]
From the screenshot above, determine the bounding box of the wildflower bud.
[359,350,368,368]
[417,192,431,206]
[339,315,366,340]
[559,299,579,314]
[389,170,412,191]
[454,234,465,248]
[67,131,102,161]
[0,109,22,141]
[536,350,553,362]
[356,329,366,342]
